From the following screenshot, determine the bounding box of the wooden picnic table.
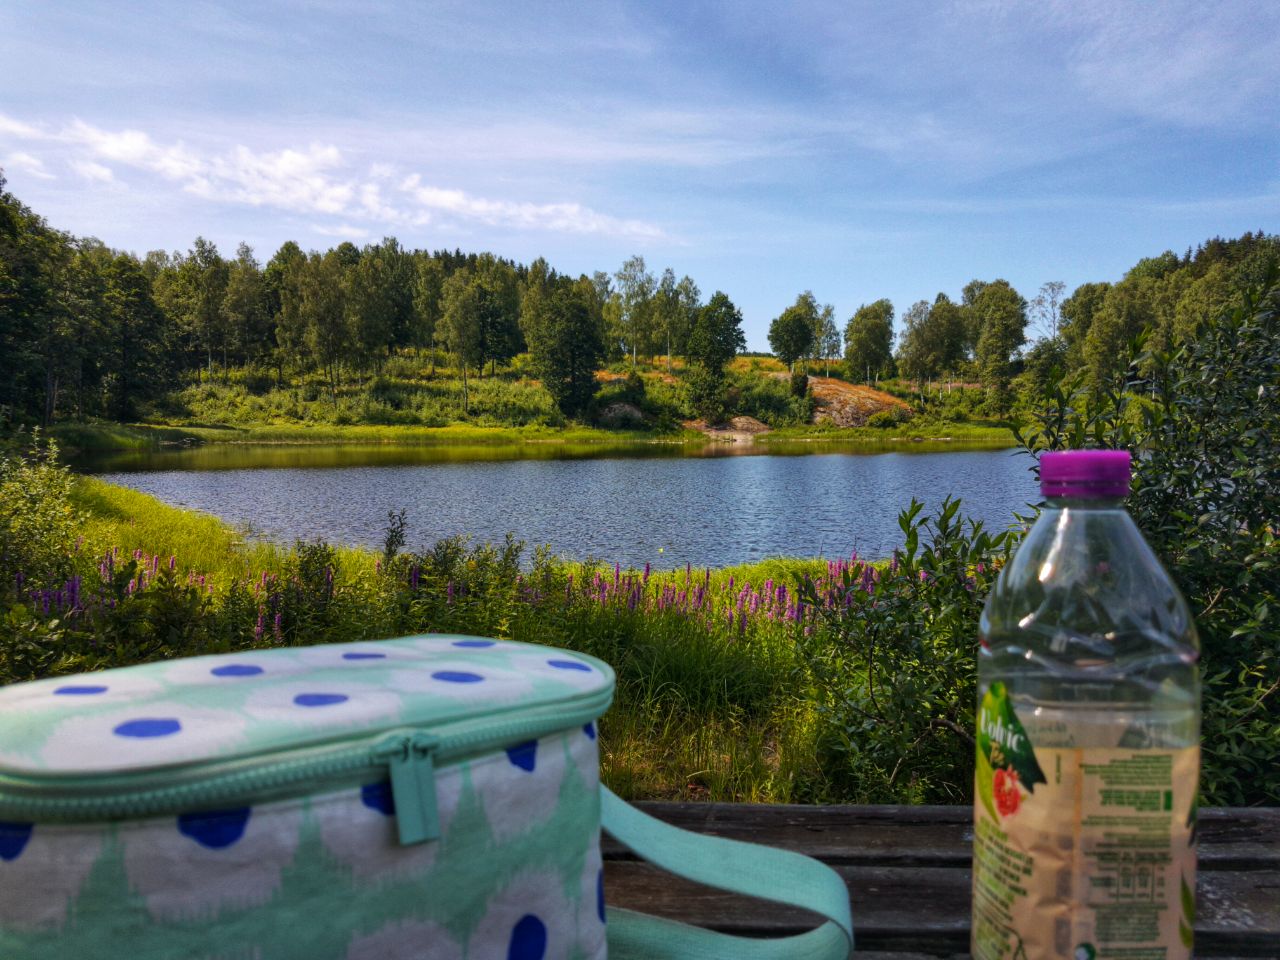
[604,803,1280,959]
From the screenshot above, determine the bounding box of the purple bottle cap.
[1040,450,1131,499]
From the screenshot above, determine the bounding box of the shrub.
[1015,277,1280,805]
[0,436,81,594]
[789,371,809,398]
[798,498,1015,802]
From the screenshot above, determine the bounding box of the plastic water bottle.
[971,450,1200,960]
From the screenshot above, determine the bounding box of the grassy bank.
[52,420,703,453]
[759,421,1015,445]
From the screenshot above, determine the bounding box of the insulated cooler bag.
[0,635,852,959]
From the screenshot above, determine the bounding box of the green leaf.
[977,681,1047,791]
[1181,874,1196,926]
[975,744,998,823]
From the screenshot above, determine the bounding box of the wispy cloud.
[70,158,115,183]
[312,223,371,240]
[1056,1,1280,127]
[400,173,663,238]
[2,151,56,180]
[0,113,666,240]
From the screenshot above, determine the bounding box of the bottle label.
[972,682,1198,960]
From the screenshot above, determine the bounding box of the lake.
[86,442,1039,568]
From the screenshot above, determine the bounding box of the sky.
[2,0,1278,350]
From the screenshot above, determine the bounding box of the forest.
[3,171,1276,432]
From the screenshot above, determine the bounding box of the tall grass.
[6,470,839,802]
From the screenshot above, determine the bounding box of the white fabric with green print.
[0,635,854,960]
[0,636,611,959]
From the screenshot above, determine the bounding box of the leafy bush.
[798,498,1015,802]
[0,436,81,593]
[1016,278,1280,805]
[866,411,897,429]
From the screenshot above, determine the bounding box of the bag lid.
[0,635,613,779]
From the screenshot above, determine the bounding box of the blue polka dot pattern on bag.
[452,639,495,648]
[211,664,263,678]
[597,869,606,923]
[114,718,181,738]
[177,808,251,849]
[342,652,386,660]
[547,659,591,672]
[54,685,108,695]
[361,781,395,816]
[432,671,484,683]
[505,741,537,772]
[583,722,596,740]
[507,914,547,960]
[293,693,349,707]
[0,821,33,861]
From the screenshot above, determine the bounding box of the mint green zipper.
[0,685,612,847]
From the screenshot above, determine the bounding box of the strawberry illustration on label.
[993,767,1021,816]
[974,681,1045,822]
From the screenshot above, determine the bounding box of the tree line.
[821,235,1277,411]
[3,169,1276,427]
[0,175,748,424]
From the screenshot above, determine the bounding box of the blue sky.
[2,0,1277,350]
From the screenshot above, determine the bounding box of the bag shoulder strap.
[599,786,853,960]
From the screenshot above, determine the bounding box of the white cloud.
[0,115,45,139]
[2,151,56,180]
[399,173,663,239]
[313,223,371,239]
[0,113,665,240]
[70,159,115,183]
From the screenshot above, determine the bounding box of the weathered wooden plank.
[606,803,973,867]
[603,803,1280,869]
[603,862,1280,957]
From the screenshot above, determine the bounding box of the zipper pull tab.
[374,734,440,845]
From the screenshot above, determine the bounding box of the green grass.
[760,421,1016,445]
[53,420,706,452]
[70,476,300,580]
[51,422,206,451]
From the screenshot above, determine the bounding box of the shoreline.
[51,419,1016,455]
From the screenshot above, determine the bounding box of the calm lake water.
[88,442,1039,568]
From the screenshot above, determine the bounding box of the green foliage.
[972,279,1028,412]
[684,365,728,423]
[683,291,746,422]
[687,292,745,373]
[768,293,818,371]
[0,435,80,592]
[843,299,894,383]
[523,277,605,418]
[728,371,812,428]
[1016,277,1280,804]
[798,497,1015,802]
[895,296,967,386]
